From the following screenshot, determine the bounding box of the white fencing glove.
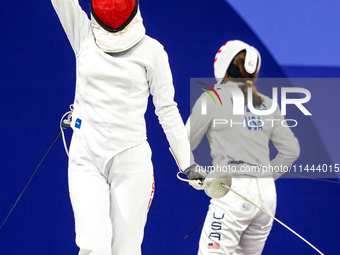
[182,164,207,190]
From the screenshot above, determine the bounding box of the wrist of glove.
[182,164,207,190]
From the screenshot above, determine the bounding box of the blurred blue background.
[0,0,339,254]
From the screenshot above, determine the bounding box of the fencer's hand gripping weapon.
[169,143,207,190]
[0,109,72,231]
[178,174,325,255]
[177,164,207,190]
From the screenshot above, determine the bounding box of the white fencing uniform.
[52,1,190,254]
[187,81,300,255]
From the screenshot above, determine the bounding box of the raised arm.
[51,0,92,55]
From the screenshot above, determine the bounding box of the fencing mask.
[214,40,261,83]
[91,0,145,52]
[91,0,138,32]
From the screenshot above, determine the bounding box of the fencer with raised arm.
[52,0,197,254]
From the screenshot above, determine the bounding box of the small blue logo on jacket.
[75,118,82,129]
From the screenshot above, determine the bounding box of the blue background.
[0,0,339,254]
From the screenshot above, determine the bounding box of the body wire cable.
[184,218,205,240]
[0,130,61,230]
[0,108,72,230]
[60,106,73,157]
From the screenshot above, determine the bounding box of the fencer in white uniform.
[51,0,200,254]
[186,40,300,255]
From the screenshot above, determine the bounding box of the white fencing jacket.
[52,0,191,172]
[187,81,300,178]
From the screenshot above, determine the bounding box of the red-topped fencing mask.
[91,0,139,33]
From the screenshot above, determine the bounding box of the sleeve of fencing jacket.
[147,43,194,170]
[186,93,219,151]
[270,107,300,179]
[51,0,92,55]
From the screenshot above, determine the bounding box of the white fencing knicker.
[68,135,154,255]
[198,176,276,255]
